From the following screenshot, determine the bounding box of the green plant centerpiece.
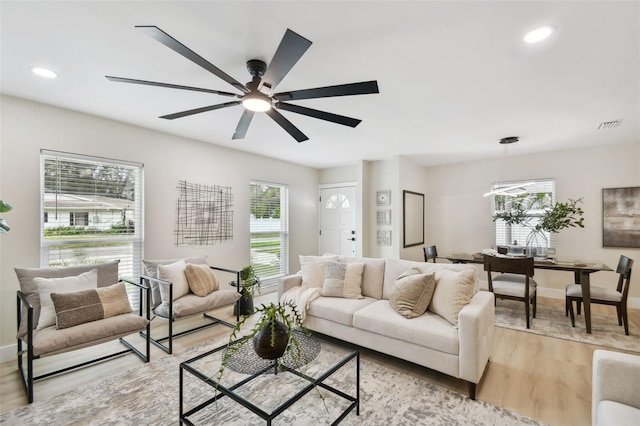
[493,197,585,258]
[0,200,13,234]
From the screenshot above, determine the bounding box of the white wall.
[398,156,430,262]
[0,95,319,349]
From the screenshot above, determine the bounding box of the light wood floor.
[1,293,638,425]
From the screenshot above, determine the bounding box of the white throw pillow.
[157,260,189,305]
[299,255,339,288]
[321,261,365,299]
[34,269,99,329]
[428,268,477,326]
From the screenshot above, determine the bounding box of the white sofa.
[592,349,640,426]
[278,255,495,399]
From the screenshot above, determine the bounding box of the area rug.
[495,299,640,353]
[0,335,544,426]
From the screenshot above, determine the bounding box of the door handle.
[347,238,356,241]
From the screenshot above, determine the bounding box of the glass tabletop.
[180,331,359,421]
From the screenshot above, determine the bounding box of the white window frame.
[250,180,289,287]
[40,150,144,298]
[492,178,556,249]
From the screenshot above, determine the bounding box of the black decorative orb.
[252,320,289,360]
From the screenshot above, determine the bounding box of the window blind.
[492,178,556,248]
[250,181,289,286]
[41,150,144,306]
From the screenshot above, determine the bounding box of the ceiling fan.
[106,26,379,142]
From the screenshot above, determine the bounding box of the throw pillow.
[389,268,436,319]
[428,268,477,326]
[184,263,219,297]
[34,269,99,330]
[320,260,365,298]
[157,259,190,305]
[51,282,132,329]
[299,254,339,288]
[142,255,208,307]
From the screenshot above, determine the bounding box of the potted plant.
[0,200,12,234]
[230,265,261,315]
[493,197,585,258]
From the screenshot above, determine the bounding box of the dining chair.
[483,254,537,329]
[424,245,438,263]
[566,255,634,335]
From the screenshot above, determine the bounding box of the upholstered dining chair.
[566,255,634,335]
[424,245,438,263]
[483,254,537,329]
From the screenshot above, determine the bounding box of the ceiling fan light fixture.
[242,92,272,112]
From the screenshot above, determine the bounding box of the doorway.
[319,184,357,256]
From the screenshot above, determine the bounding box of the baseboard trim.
[1,343,16,364]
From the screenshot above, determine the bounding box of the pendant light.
[483,137,535,197]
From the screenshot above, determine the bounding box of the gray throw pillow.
[389,268,436,319]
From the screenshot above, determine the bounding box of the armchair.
[592,349,640,425]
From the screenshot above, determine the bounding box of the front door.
[319,185,357,256]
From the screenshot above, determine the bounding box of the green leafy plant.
[239,265,261,299]
[493,197,584,234]
[0,200,13,234]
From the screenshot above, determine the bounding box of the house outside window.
[492,179,556,249]
[41,150,144,304]
[250,181,289,287]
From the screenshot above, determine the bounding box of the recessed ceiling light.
[30,66,58,79]
[524,26,554,44]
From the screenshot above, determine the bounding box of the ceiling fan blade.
[276,103,362,127]
[232,110,255,140]
[159,100,241,120]
[136,25,248,93]
[265,109,309,142]
[261,29,312,92]
[275,80,379,101]
[105,76,238,97]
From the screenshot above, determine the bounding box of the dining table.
[439,252,613,334]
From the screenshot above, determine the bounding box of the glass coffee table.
[179,331,359,425]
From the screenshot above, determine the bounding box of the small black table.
[179,332,359,425]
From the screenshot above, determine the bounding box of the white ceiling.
[1,1,638,169]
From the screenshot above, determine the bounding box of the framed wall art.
[376,190,391,206]
[377,229,392,246]
[377,209,391,225]
[602,186,640,248]
[403,190,424,248]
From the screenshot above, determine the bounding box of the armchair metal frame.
[17,278,151,403]
[140,265,241,354]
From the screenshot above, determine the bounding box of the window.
[250,181,288,286]
[41,150,144,303]
[492,179,556,248]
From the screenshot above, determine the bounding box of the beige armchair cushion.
[142,256,208,307]
[184,263,219,296]
[157,260,189,305]
[153,290,240,319]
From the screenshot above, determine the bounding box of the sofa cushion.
[389,269,436,319]
[299,255,339,288]
[321,261,365,299]
[157,260,190,305]
[34,269,99,330]
[338,256,385,299]
[29,313,149,357]
[307,296,377,326]
[153,289,241,319]
[15,260,119,336]
[429,268,477,326]
[51,282,132,329]
[184,263,219,296]
[142,256,208,307]
[353,300,459,355]
[596,400,640,426]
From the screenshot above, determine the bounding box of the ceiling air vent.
[597,120,622,130]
